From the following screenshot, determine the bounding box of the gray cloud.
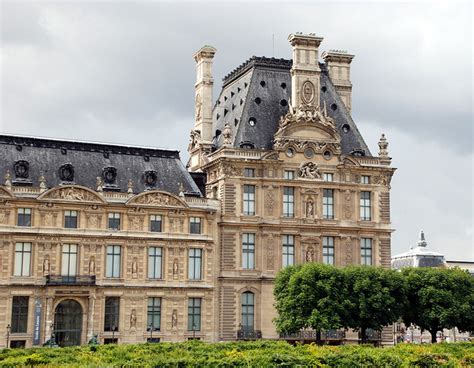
[1,1,472,259]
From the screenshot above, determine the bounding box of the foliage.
[401,267,474,343]
[0,341,472,367]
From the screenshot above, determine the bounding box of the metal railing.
[45,275,96,286]
[359,329,382,341]
[280,329,345,340]
[237,329,262,340]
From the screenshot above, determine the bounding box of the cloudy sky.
[1,1,472,260]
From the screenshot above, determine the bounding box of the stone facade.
[0,32,395,348]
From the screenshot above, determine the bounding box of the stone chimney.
[288,33,324,111]
[322,50,355,112]
[193,45,216,143]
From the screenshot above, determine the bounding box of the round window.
[286,148,295,157]
[304,148,314,159]
[323,150,332,160]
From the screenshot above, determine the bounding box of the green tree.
[274,263,350,344]
[344,266,405,344]
[401,267,474,343]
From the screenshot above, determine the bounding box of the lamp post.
[409,325,414,344]
[149,323,153,342]
[192,323,196,340]
[6,324,10,348]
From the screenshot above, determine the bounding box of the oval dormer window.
[59,164,74,182]
[144,170,158,188]
[14,160,29,179]
[102,167,117,184]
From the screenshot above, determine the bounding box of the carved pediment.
[38,185,105,203]
[0,186,15,198]
[127,191,188,208]
[342,157,360,167]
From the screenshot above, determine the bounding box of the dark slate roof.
[0,135,202,196]
[212,56,371,156]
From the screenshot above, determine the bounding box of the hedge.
[0,340,472,367]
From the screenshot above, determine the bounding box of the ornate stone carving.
[305,246,315,262]
[130,309,137,329]
[132,258,138,278]
[43,257,50,276]
[172,309,178,328]
[343,189,353,220]
[372,174,391,188]
[89,257,96,275]
[144,171,158,189]
[87,214,100,228]
[14,160,29,179]
[222,123,232,146]
[305,199,314,218]
[345,236,353,265]
[129,216,143,231]
[301,80,315,105]
[127,179,134,194]
[4,170,12,188]
[58,163,74,182]
[132,192,183,207]
[96,177,103,192]
[265,188,275,215]
[173,258,179,279]
[298,162,321,179]
[43,212,54,227]
[188,129,201,151]
[195,93,202,121]
[43,187,99,202]
[0,210,8,224]
[39,175,47,192]
[378,133,389,157]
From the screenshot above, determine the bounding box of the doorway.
[54,299,83,347]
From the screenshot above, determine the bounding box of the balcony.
[237,329,262,340]
[280,329,345,341]
[359,329,382,341]
[45,275,96,286]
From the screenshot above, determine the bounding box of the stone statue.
[173,259,179,278]
[222,123,232,145]
[172,309,178,328]
[298,162,321,179]
[43,257,50,276]
[306,200,314,218]
[127,179,134,194]
[4,170,12,188]
[89,257,96,275]
[132,258,138,278]
[44,212,53,227]
[88,334,99,345]
[195,93,202,121]
[378,133,389,157]
[39,174,47,192]
[130,309,137,329]
[306,246,315,262]
[96,177,103,192]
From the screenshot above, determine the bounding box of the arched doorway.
[54,299,83,347]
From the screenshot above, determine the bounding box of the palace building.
[0,33,395,348]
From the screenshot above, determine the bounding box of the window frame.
[61,244,78,277]
[284,170,295,180]
[361,175,370,184]
[106,245,121,278]
[282,187,295,218]
[147,297,161,331]
[282,235,295,267]
[108,212,121,230]
[361,238,373,265]
[243,184,256,216]
[148,246,163,279]
[14,242,32,277]
[11,296,29,333]
[189,217,202,234]
[244,168,255,178]
[241,292,255,332]
[188,248,203,280]
[242,233,255,269]
[17,208,32,227]
[64,210,78,229]
[360,191,372,221]
[104,297,120,332]
[150,215,163,233]
[323,173,334,182]
[322,236,335,265]
[187,298,202,331]
[322,189,334,219]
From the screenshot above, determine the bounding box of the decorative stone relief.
[378,133,389,157]
[343,189,353,220]
[89,257,96,275]
[129,216,143,231]
[345,236,354,265]
[132,192,183,207]
[305,200,314,218]
[4,170,12,188]
[298,162,321,179]
[173,258,179,279]
[43,257,50,276]
[305,246,315,262]
[132,258,138,278]
[130,309,137,329]
[372,175,391,188]
[222,123,233,146]
[172,309,178,329]
[195,93,202,121]
[301,80,315,105]
[43,187,99,202]
[265,188,275,215]
[0,209,9,224]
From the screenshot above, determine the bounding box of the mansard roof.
[0,134,202,196]
[213,56,371,156]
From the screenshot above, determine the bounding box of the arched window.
[241,292,254,332]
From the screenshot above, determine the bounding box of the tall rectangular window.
[188,248,202,280]
[323,173,334,182]
[11,296,29,333]
[14,243,31,276]
[104,297,120,332]
[189,217,201,234]
[361,175,370,184]
[188,298,201,331]
[147,297,161,331]
[148,247,163,279]
[282,235,295,267]
[323,189,334,219]
[17,208,31,227]
[360,191,371,221]
[106,245,121,278]
[322,236,335,265]
[108,213,121,230]
[243,185,256,216]
[242,233,255,269]
[361,238,373,265]
[64,210,78,229]
[244,168,255,177]
[283,187,294,218]
[150,215,162,232]
[61,244,78,277]
[284,170,295,180]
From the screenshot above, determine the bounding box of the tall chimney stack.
[322,50,355,112]
[193,45,216,143]
[288,33,324,111]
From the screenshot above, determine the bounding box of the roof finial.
[378,133,389,158]
[39,174,47,192]
[178,183,185,197]
[417,230,427,247]
[4,170,12,188]
[127,179,134,195]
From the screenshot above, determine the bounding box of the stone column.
[87,295,96,341]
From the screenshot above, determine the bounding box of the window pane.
[323,236,335,265]
[11,296,29,333]
[243,185,256,216]
[283,187,294,217]
[282,235,295,267]
[148,247,162,279]
[242,233,255,269]
[147,297,161,331]
[241,292,254,331]
[188,298,201,331]
[104,297,120,331]
[188,249,202,280]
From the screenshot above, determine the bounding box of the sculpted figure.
[222,123,232,145]
[172,309,178,328]
[89,257,96,275]
[43,257,50,276]
[132,258,138,278]
[130,309,137,328]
